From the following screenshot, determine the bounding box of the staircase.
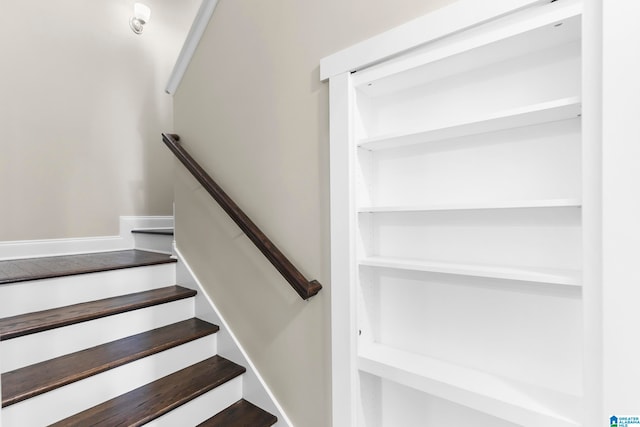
[0,249,277,426]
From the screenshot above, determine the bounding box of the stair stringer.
[175,247,292,427]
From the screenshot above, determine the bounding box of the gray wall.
[173,1,453,425]
[0,0,200,241]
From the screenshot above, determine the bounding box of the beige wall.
[0,0,199,241]
[173,1,454,426]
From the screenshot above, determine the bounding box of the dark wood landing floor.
[0,250,176,285]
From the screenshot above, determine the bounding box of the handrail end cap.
[303,280,323,300]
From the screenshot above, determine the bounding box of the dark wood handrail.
[162,133,322,300]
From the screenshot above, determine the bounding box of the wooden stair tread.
[197,399,278,427]
[1,318,219,407]
[0,250,176,285]
[50,356,246,427]
[131,228,174,236]
[0,285,196,340]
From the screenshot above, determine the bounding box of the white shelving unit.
[358,198,582,212]
[359,343,582,427]
[358,97,581,151]
[360,256,581,286]
[324,0,592,426]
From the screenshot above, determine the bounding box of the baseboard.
[175,247,292,427]
[0,216,174,261]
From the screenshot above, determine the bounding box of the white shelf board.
[359,343,581,427]
[358,198,582,213]
[359,257,581,286]
[358,97,581,151]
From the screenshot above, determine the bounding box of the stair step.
[0,250,176,285]
[0,285,196,340]
[131,228,174,236]
[1,318,218,407]
[197,399,278,427]
[50,356,246,427]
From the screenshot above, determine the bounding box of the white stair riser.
[0,263,176,317]
[2,298,194,372]
[2,335,217,427]
[133,233,174,255]
[145,376,243,427]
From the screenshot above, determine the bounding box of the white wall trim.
[174,247,293,427]
[165,0,219,95]
[328,72,359,427]
[319,0,546,81]
[0,216,173,260]
[581,1,603,425]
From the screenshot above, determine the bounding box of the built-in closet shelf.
[328,0,587,423]
[358,343,581,427]
[359,257,581,286]
[358,97,581,151]
[358,198,582,213]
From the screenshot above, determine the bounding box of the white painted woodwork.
[359,343,581,427]
[329,72,360,427]
[580,1,602,425]
[360,256,581,286]
[146,376,242,426]
[357,119,581,208]
[366,377,521,427]
[165,0,219,95]
[350,1,582,93]
[354,48,580,141]
[359,198,582,213]
[326,0,587,425]
[363,209,581,271]
[2,298,194,372]
[361,270,582,396]
[0,263,176,318]
[319,0,567,80]
[132,230,174,254]
[3,335,217,426]
[0,216,173,260]
[358,98,581,151]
